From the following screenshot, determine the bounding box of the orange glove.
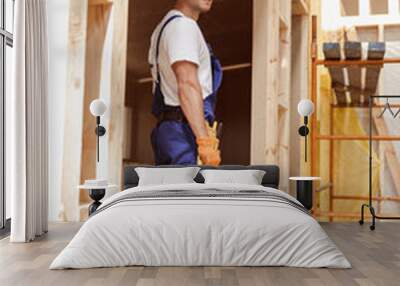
[196,137,221,166]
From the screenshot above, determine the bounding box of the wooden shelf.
[316,58,400,66]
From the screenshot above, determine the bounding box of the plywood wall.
[251,0,309,192]
[124,0,253,165]
[61,0,88,221]
[61,0,129,221]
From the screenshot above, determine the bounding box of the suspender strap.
[155,15,182,83]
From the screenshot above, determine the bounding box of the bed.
[50,165,350,269]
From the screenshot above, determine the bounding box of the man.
[149,0,223,166]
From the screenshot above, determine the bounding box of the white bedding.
[50,183,351,269]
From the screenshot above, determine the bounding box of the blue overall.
[151,15,223,165]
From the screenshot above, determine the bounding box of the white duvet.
[50,183,351,269]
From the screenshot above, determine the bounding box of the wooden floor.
[0,222,399,286]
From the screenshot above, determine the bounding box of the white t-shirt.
[148,10,212,107]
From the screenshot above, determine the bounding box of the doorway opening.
[124,0,253,165]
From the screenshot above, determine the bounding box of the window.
[0,0,14,235]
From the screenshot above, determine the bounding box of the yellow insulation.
[318,73,380,221]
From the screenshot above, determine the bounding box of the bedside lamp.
[90,99,107,162]
[297,99,314,162]
[79,99,113,216]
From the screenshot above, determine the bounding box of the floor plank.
[0,222,399,286]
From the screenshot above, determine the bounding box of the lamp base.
[88,188,106,215]
[95,125,106,136]
[298,126,309,136]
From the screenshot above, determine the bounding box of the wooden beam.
[317,135,400,141]
[344,41,362,104]
[290,14,309,195]
[328,97,334,221]
[332,103,400,108]
[251,0,280,164]
[80,4,112,206]
[316,58,400,66]
[61,0,88,222]
[323,43,347,104]
[365,42,385,92]
[323,42,341,60]
[315,211,400,218]
[108,0,129,188]
[310,15,317,212]
[292,0,309,15]
[277,0,292,193]
[332,195,400,202]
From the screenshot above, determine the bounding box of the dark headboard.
[124,165,280,190]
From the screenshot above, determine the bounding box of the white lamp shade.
[297,99,314,117]
[90,99,107,116]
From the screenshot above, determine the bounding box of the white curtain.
[8,0,49,242]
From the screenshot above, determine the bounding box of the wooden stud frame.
[310,15,400,220]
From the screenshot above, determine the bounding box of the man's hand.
[197,137,221,166]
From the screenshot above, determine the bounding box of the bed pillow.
[200,169,266,185]
[135,167,200,186]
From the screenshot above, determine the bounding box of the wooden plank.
[108,0,129,189]
[290,15,308,195]
[277,0,291,193]
[310,15,317,212]
[333,195,400,202]
[323,42,341,59]
[251,0,280,164]
[317,58,400,66]
[317,135,400,141]
[344,41,361,59]
[344,41,362,104]
[368,41,386,59]
[61,0,88,221]
[365,42,385,93]
[323,43,347,105]
[80,4,112,206]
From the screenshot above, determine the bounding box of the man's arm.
[172,60,208,139]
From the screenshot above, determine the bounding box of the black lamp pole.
[96,116,100,162]
[298,116,310,162]
[95,116,106,163]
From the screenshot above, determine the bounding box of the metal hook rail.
[360,95,400,230]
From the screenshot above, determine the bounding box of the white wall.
[97,9,115,198]
[47,2,116,220]
[47,0,70,221]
